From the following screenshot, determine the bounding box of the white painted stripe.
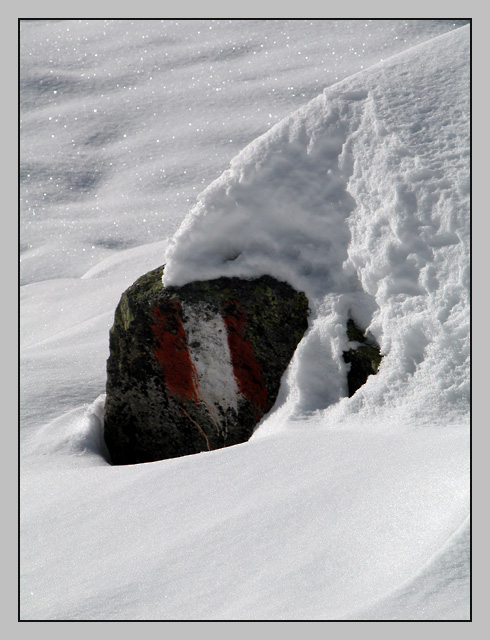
[181,302,239,423]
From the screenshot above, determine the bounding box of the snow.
[20,19,470,620]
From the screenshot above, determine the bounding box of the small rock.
[342,318,383,397]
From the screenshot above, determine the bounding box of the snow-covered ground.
[20,20,470,620]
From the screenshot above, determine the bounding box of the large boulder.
[104,266,309,464]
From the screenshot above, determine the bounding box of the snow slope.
[20,20,470,620]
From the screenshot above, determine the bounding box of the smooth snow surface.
[20,20,470,620]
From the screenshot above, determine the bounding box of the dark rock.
[342,318,383,397]
[104,265,309,464]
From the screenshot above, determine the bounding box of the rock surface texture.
[104,266,309,464]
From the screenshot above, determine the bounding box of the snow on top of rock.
[162,27,469,297]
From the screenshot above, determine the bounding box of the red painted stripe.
[223,301,268,419]
[151,303,199,406]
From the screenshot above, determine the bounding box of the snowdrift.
[163,26,470,433]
